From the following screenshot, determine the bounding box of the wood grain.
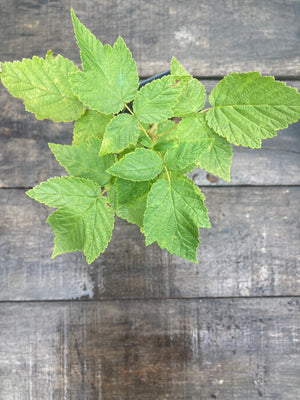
[1,81,299,188]
[0,298,299,400]
[1,187,299,301]
[0,0,299,76]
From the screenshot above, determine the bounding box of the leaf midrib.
[6,59,78,103]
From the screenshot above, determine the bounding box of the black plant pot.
[138,69,170,89]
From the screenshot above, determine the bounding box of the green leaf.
[70,36,139,114]
[73,109,114,144]
[164,139,212,171]
[138,131,152,148]
[144,175,210,262]
[49,137,115,186]
[156,120,177,139]
[178,114,232,181]
[0,51,85,122]
[206,72,300,148]
[26,176,98,209]
[107,148,163,181]
[71,9,103,72]
[115,178,152,227]
[116,178,151,207]
[170,57,191,78]
[117,193,148,229]
[137,122,151,147]
[107,181,118,211]
[153,120,178,150]
[153,142,177,151]
[133,75,182,123]
[99,114,139,155]
[27,176,114,264]
[171,58,206,116]
[173,78,206,117]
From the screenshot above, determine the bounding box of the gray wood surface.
[1,187,299,300]
[1,0,299,77]
[0,1,299,398]
[0,298,299,400]
[1,81,299,188]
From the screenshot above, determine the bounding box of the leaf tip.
[51,244,61,260]
[48,142,56,152]
[45,49,53,60]
[70,7,77,22]
[116,35,125,44]
[84,254,96,265]
[190,255,198,264]
[224,174,231,182]
[25,188,34,199]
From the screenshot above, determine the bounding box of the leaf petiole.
[199,107,212,113]
[157,150,171,183]
[99,183,111,198]
[156,124,177,138]
[123,102,152,142]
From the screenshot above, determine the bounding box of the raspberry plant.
[1,9,300,264]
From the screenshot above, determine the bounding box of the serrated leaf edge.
[26,176,102,207]
[0,55,86,122]
[207,72,300,148]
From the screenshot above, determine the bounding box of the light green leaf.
[48,197,113,264]
[156,120,177,139]
[70,36,139,114]
[153,120,178,150]
[171,58,206,116]
[133,75,182,123]
[178,114,232,181]
[115,178,152,227]
[107,148,163,181]
[73,109,114,144]
[49,137,115,186]
[26,176,98,209]
[173,78,206,117]
[164,139,212,171]
[118,145,141,159]
[144,176,210,262]
[138,131,152,147]
[71,9,103,72]
[206,72,300,148]
[27,176,114,264]
[0,51,85,121]
[170,57,191,78]
[108,181,118,211]
[137,122,151,147]
[99,114,139,155]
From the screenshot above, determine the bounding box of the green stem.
[157,151,171,184]
[123,103,134,115]
[123,102,152,142]
[99,183,111,198]
[156,124,177,138]
[163,164,171,183]
[199,107,212,113]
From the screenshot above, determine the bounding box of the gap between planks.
[1,295,300,304]
[1,184,300,190]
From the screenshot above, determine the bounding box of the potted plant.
[1,9,299,264]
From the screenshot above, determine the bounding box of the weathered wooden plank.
[1,187,299,300]
[0,298,299,399]
[1,81,299,188]
[0,0,299,76]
